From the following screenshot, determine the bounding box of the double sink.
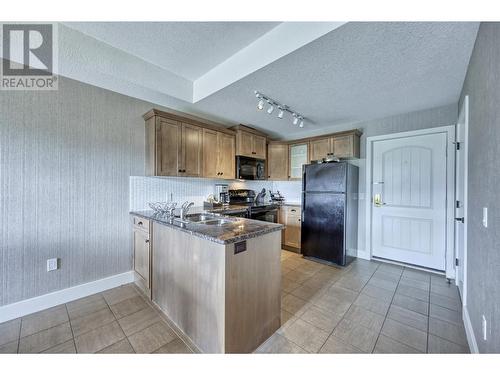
[175,213,232,226]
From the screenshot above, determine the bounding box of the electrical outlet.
[482,315,488,341]
[47,258,58,272]
[482,207,488,228]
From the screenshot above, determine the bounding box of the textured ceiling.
[63,22,280,80]
[191,22,479,139]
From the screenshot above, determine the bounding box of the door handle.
[373,194,386,207]
[455,217,465,223]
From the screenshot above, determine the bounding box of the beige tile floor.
[0,250,469,354]
[0,284,194,353]
[256,251,469,354]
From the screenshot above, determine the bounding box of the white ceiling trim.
[192,22,346,102]
[58,23,193,102]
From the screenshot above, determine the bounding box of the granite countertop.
[279,202,301,207]
[130,209,284,245]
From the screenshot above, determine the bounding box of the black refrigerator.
[301,162,358,266]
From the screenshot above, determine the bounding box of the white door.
[371,132,448,270]
[455,96,469,302]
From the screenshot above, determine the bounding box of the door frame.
[365,125,456,278]
[456,95,469,306]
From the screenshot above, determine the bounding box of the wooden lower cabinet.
[152,223,281,353]
[279,205,302,251]
[132,216,151,298]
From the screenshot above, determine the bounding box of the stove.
[228,189,279,223]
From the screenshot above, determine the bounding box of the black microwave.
[236,156,266,180]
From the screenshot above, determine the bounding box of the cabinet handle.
[178,169,182,173]
[221,172,223,175]
[145,239,150,243]
[291,209,296,212]
[137,221,143,226]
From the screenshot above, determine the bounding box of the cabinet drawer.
[133,216,150,232]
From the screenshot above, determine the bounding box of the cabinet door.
[156,118,181,176]
[332,134,355,158]
[267,143,288,180]
[284,207,302,249]
[202,129,219,178]
[309,138,332,161]
[238,131,254,157]
[217,133,235,179]
[181,123,202,176]
[133,228,150,285]
[289,143,309,180]
[253,135,267,159]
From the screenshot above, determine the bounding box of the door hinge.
[455,217,465,224]
[455,258,460,267]
[456,200,461,208]
[454,142,461,150]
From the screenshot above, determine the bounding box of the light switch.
[482,207,488,228]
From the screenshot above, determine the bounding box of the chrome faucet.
[180,201,194,221]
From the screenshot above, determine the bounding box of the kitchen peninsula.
[130,210,283,353]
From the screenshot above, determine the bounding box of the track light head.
[257,99,264,111]
[267,103,274,114]
[292,114,299,126]
[277,107,284,119]
[299,118,304,128]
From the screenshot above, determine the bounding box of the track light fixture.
[254,90,307,128]
[267,102,274,114]
[277,107,284,119]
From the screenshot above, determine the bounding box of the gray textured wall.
[0,77,154,306]
[459,22,500,353]
[355,104,458,257]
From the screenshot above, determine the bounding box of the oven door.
[250,208,278,223]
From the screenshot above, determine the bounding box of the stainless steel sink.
[184,213,218,222]
[182,213,232,226]
[202,219,232,226]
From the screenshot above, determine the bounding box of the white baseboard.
[463,305,479,353]
[0,271,134,323]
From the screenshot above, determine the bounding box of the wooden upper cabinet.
[181,123,202,177]
[144,109,236,178]
[267,143,289,180]
[202,129,219,178]
[202,130,235,179]
[233,126,267,159]
[154,118,181,176]
[332,133,360,158]
[289,143,309,180]
[253,135,267,159]
[217,132,235,179]
[309,137,332,162]
[238,131,254,157]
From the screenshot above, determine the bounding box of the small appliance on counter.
[215,184,230,204]
[269,190,285,203]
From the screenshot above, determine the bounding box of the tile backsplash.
[130,176,301,210]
